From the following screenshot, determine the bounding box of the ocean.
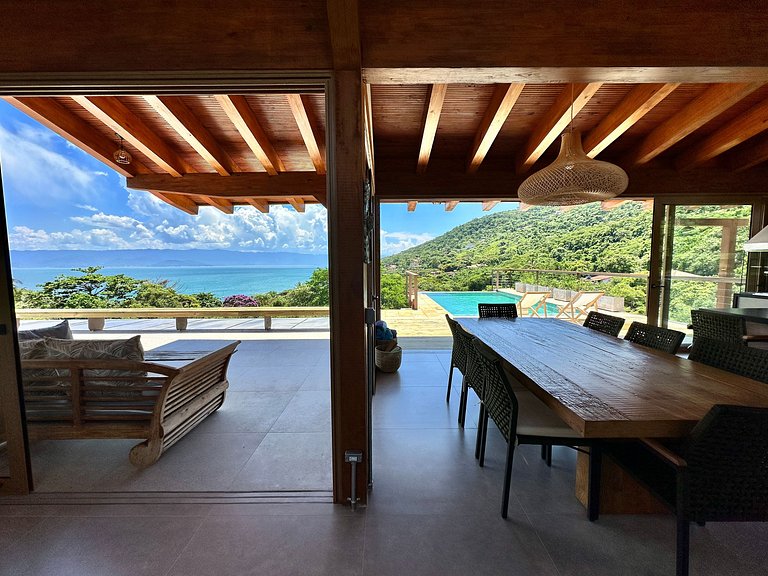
[10,266,319,299]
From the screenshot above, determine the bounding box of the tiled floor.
[3,334,768,574]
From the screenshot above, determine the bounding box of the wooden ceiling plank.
[445,201,459,211]
[327,0,361,69]
[731,132,768,171]
[407,201,417,211]
[215,94,285,175]
[286,94,326,175]
[246,199,270,212]
[148,190,199,215]
[287,197,306,212]
[515,82,603,174]
[676,97,768,169]
[416,83,448,174]
[482,200,499,211]
[72,96,191,177]
[144,95,239,176]
[200,195,235,214]
[624,82,764,166]
[5,97,150,177]
[467,83,525,173]
[583,83,679,158]
[127,172,326,198]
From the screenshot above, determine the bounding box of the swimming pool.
[424,291,559,317]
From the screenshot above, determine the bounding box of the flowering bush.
[223,294,260,307]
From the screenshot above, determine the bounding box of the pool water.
[424,291,559,317]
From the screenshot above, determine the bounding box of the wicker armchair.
[608,405,768,576]
[583,311,625,337]
[445,315,481,427]
[624,321,685,354]
[478,302,518,319]
[468,338,602,519]
[688,336,768,384]
[690,308,768,347]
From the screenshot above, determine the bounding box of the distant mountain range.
[10,249,328,268]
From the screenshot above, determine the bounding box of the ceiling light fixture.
[113,134,132,165]
[518,86,628,206]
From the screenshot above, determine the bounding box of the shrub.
[192,292,222,308]
[223,294,260,307]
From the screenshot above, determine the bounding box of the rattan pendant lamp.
[518,87,628,206]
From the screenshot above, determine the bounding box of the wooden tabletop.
[457,318,768,439]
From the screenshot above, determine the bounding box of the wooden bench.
[16,307,329,331]
[21,341,240,468]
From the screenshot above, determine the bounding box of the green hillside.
[382,202,750,319]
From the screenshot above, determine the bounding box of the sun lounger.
[555,291,604,322]
[517,291,550,317]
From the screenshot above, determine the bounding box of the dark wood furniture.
[22,340,240,468]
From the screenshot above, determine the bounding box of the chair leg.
[458,376,468,427]
[446,362,455,403]
[587,444,602,522]
[479,410,489,467]
[676,512,690,576]
[501,435,516,519]
[475,403,485,460]
[546,444,552,466]
[540,445,547,461]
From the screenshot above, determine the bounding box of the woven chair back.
[624,321,685,354]
[470,338,518,442]
[690,309,746,345]
[478,302,518,318]
[445,315,471,374]
[583,311,625,337]
[683,404,768,521]
[689,336,768,384]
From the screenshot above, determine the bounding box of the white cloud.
[75,204,99,212]
[70,212,145,230]
[380,230,434,256]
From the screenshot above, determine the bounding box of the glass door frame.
[647,195,768,327]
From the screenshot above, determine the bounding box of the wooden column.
[328,70,368,504]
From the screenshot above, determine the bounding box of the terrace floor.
[3,319,764,574]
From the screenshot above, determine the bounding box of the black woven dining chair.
[478,302,518,319]
[607,405,768,576]
[690,309,768,347]
[688,336,768,384]
[624,321,685,354]
[468,338,602,519]
[583,311,625,337]
[445,315,482,427]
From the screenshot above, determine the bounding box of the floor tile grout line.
[161,513,209,576]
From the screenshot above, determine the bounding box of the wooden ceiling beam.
[72,96,191,177]
[126,172,326,198]
[198,196,235,214]
[286,94,326,175]
[407,201,417,211]
[148,190,198,215]
[445,201,459,211]
[583,83,679,158]
[246,199,270,213]
[731,132,768,172]
[416,83,447,174]
[467,83,525,173]
[215,95,285,175]
[144,95,239,176]
[482,200,499,211]
[327,0,361,70]
[676,98,768,170]
[515,83,602,174]
[623,82,764,166]
[287,197,306,212]
[4,97,151,178]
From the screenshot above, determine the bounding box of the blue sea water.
[11,266,318,299]
[424,290,559,317]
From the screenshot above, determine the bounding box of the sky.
[0,100,517,256]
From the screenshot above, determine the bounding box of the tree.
[37,266,141,308]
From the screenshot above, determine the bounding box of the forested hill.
[383,203,653,275]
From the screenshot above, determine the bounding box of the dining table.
[456,317,768,513]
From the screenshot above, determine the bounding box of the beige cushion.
[515,389,579,438]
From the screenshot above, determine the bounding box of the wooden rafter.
[144,95,239,176]
[407,201,417,211]
[246,199,270,213]
[467,83,525,173]
[286,94,326,174]
[582,83,679,157]
[287,198,306,212]
[482,200,499,211]
[445,201,459,211]
[199,196,235,214]
[72,96,191,177]
[731,132,768,172]
[676,98,768,169]
[4,97,150,178]
[148,191,198,215]
[624,82,764,166]
[326,0,361,69]
[126,172,326,198]
[515,83,602,174]
[215,95,285,175]
[416,83,447,174]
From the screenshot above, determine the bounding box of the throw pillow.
[18,320,72,342]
